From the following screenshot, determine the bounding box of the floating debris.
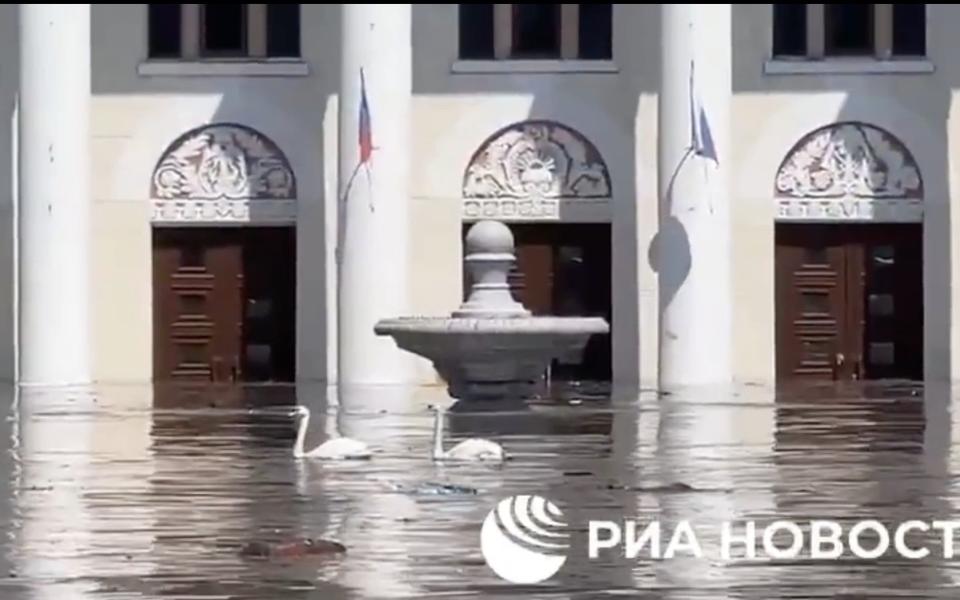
[239,538,346,560]
[385,481,479,495]
[604,482,731,494]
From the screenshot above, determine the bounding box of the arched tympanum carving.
[150,123,297,224]
[462,120,611,220]
[775,122,923,222]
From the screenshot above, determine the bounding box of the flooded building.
[0,5,949,388]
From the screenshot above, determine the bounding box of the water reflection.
[0,382,959,597]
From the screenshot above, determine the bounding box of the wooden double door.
[464,223,612,382]
[153,227,296,383]
[775,224,923,383]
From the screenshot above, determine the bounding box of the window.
[202,4,248,56]
[458,4,612,61]
[825,4,874,56]
[512,5,561,58]
[148,4,301,60]
[892,4,926,56]
[772,3,925,60]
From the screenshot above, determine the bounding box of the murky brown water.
[0,381,958,598]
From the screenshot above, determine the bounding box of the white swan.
[429,404,508,462]
[292,405,372,460]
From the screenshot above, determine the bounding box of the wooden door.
[153,227,297,383]
[552,226,612,381]
[776,226,852,381]
[512,228,554,315]
[153,228,243,383]
[859,225,923,380]
[240,228,297,382]
[776,224,923,383]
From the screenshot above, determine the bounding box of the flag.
[689,60,718,164]
[358,68,373,165]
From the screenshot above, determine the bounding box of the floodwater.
[0,380,958,598]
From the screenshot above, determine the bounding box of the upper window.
[773,4,925,60]
[148,4,301,60]
[459,4,612,61]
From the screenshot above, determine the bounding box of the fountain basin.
[375,315,609,401]
[374,219,610,401]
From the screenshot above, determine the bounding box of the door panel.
[153,229,243,383]
[776,224,923,383]
[241,228,297,382]
[776,226,849,380]
[513,238,554,316]
[860,226,923,380]
[153,227,296,383]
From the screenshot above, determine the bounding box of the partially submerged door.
[776,225,852,381]
[153,228,243,383]
[153,227,296,383]
[775,224,923,383]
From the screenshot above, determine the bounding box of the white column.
[18,4,91,385]
[657,4,732,388]
[337,4,412,386]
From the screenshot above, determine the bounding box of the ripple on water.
[0,382,955,598]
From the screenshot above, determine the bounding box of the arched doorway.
[150,123,298,384]
[774,122,924,382]
[461,119,613,382]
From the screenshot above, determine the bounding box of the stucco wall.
[731,3,955,383]
[410,3,659,385]
[2,4,959,385]
[90,4,338,383]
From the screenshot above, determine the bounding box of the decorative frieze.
[776,198,923,223]
[463,198,560,220]
[774,122,923,223]
[150,123,297,224]
[462,120,611,221]
[151,199,297,224]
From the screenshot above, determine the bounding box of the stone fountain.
[375,220,609,401]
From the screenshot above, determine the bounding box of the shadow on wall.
[647,215,690,312]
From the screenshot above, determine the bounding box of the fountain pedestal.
[375,220,609,401]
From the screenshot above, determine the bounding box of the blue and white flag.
[689,60,719,164]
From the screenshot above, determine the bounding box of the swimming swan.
[292,405,372,460]
[429,404,508,462]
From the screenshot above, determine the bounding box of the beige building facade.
[0,4,954,388]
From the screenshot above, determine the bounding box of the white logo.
[480,495,569,584]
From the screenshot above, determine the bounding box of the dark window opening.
[825,4,874,56]
[892,4,926,56]
[459,4,495,59]
[772,4,808,57]
[512,4,561,58]
[148,4,182,58]
[578,3,612,59]
[267,4,301,57]
[202,4,247,56]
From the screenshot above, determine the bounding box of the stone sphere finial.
[465,219,514,256]
[454,220,529,318]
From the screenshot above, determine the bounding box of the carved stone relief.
[462,120,611,220]
[774,122,923,222]
[776,122,923,199]
[150,123,297,224]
